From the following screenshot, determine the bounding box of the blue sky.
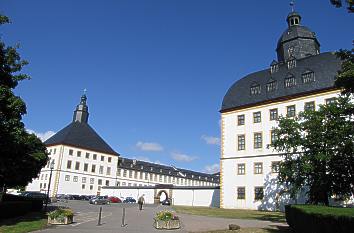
[1,0,352,173]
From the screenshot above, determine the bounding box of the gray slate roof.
[45,121,119,156]
[221,52,341,112]
[119,158,220,183]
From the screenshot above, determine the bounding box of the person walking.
[138,194,145,211]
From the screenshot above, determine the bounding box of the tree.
[335,49,354,95]
[271,95,354,205]
[330,0,354,12]
[0,15,48,193]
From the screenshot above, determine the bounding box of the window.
[326,98,336,105]
[73,176,78,182]
[91,164,96,173]
[99,166,104,175]
[108,157,112,163]
[43,183,46,189]
[254,133,262,149]
[98,179,102,185]
[140,172,143,180]
[164,176,167,183]
[238,135,245,151]
[128,183,131,186]
[304,101,315,111]
[117,169,121,176]
[129,170,133,178]
[270,130,278,144]
[154,174,157,181]
[266,80,277,92]
[122,182,126,186]
[269,109,278,121]
[250,84,261,95]
[85,153,90,159]
[40,183,42,189]
[90,178,94,184]
[302,71,315,83]
[271,161,280,173]
[134,171,138,179]
[145,173,148,180]
[69,149,73,155]
[54,148,56,154]
[254,163,263,174]
[90,185,93,190]
[106,167,111,176]
[84,163,88,172]
[101,156,104,162]
[237,164,245,175]
[82,177,86,183]
[285,75,296,87]
[65,175,70,181]
[255,187,264,200]
[287,105,296,117]
[253,112,261,123]
[237,187,246,200]
[287,58,296,69]
[123,169,127,177]
[237,115,245,126]
[45,174,48,180]
[77,151,81,157]
[67,160,72,169]
[270,63,279,73]
[75,162,80,170]
[105,180,109,186]
[116,181,120,186]
[159,175,163,182]
[82,184,85,189]
[93,154,97,160]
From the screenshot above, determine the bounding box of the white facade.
[220,90,340,210]
[26,145,119,197]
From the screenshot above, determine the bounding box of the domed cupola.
[276,10,320,62]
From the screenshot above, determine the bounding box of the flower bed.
[153,211,180,230]
[48,208,74,225]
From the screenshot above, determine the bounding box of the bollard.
[97,206,102,226]
[121,207,127,227]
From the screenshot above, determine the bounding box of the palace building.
[220,10,342,210]
[26,94,219,199]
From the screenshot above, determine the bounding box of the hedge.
[285,204,354,233]
[2,194,43,212]
[0,201,32,219]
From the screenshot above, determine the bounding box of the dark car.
[123,197,136,203]
[89,196,110,205]
[20,191,51,203]
[161,199,171,206]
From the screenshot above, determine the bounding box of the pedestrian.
[138,194,145,211]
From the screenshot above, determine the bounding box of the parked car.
[123,197,136,203]
[108,196,122,203]
[89,196,111,205]
[161,198,171,206]
[20,191,51,203]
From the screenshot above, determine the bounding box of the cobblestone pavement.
[37,201,286,233]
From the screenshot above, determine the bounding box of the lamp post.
[45,160,55,210]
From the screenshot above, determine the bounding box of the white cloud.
[201,135,220,145]
[203,163,220,174]
[171,152,198,162]
[27,129,55,142]
[136,141,164,152]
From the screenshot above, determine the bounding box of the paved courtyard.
[38,201,286,233]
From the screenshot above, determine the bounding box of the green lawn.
[173,206,285,223]
[0,211,48,233]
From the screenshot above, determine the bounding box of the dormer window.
[287,57,296,69]
[266,80,277,92]
[302,70,315,83]
[250,84,261,95]
[270,64,279,73]
[285,74,296,88]
[140,165,143,169]
[150,167,153,171]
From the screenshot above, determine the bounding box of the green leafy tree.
[271,95,354,205]
[335,49,354,95]
[0,15,48,192]
[330,0,354,12]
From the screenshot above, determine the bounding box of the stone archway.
[154,190,168,204]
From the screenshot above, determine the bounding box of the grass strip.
[0,211,48,233]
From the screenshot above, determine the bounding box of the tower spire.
[290,1,295,12]
[73,92,89,123]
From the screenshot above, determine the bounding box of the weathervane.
[83,88,87,95]
[290,1,295,12]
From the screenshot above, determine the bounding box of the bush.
[48,208,73,222]
[2,194,43,211]
[285,205,354,233]
[0,201,32,219]
[155,211,179,221]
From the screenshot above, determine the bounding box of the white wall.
[101,188,155,203]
